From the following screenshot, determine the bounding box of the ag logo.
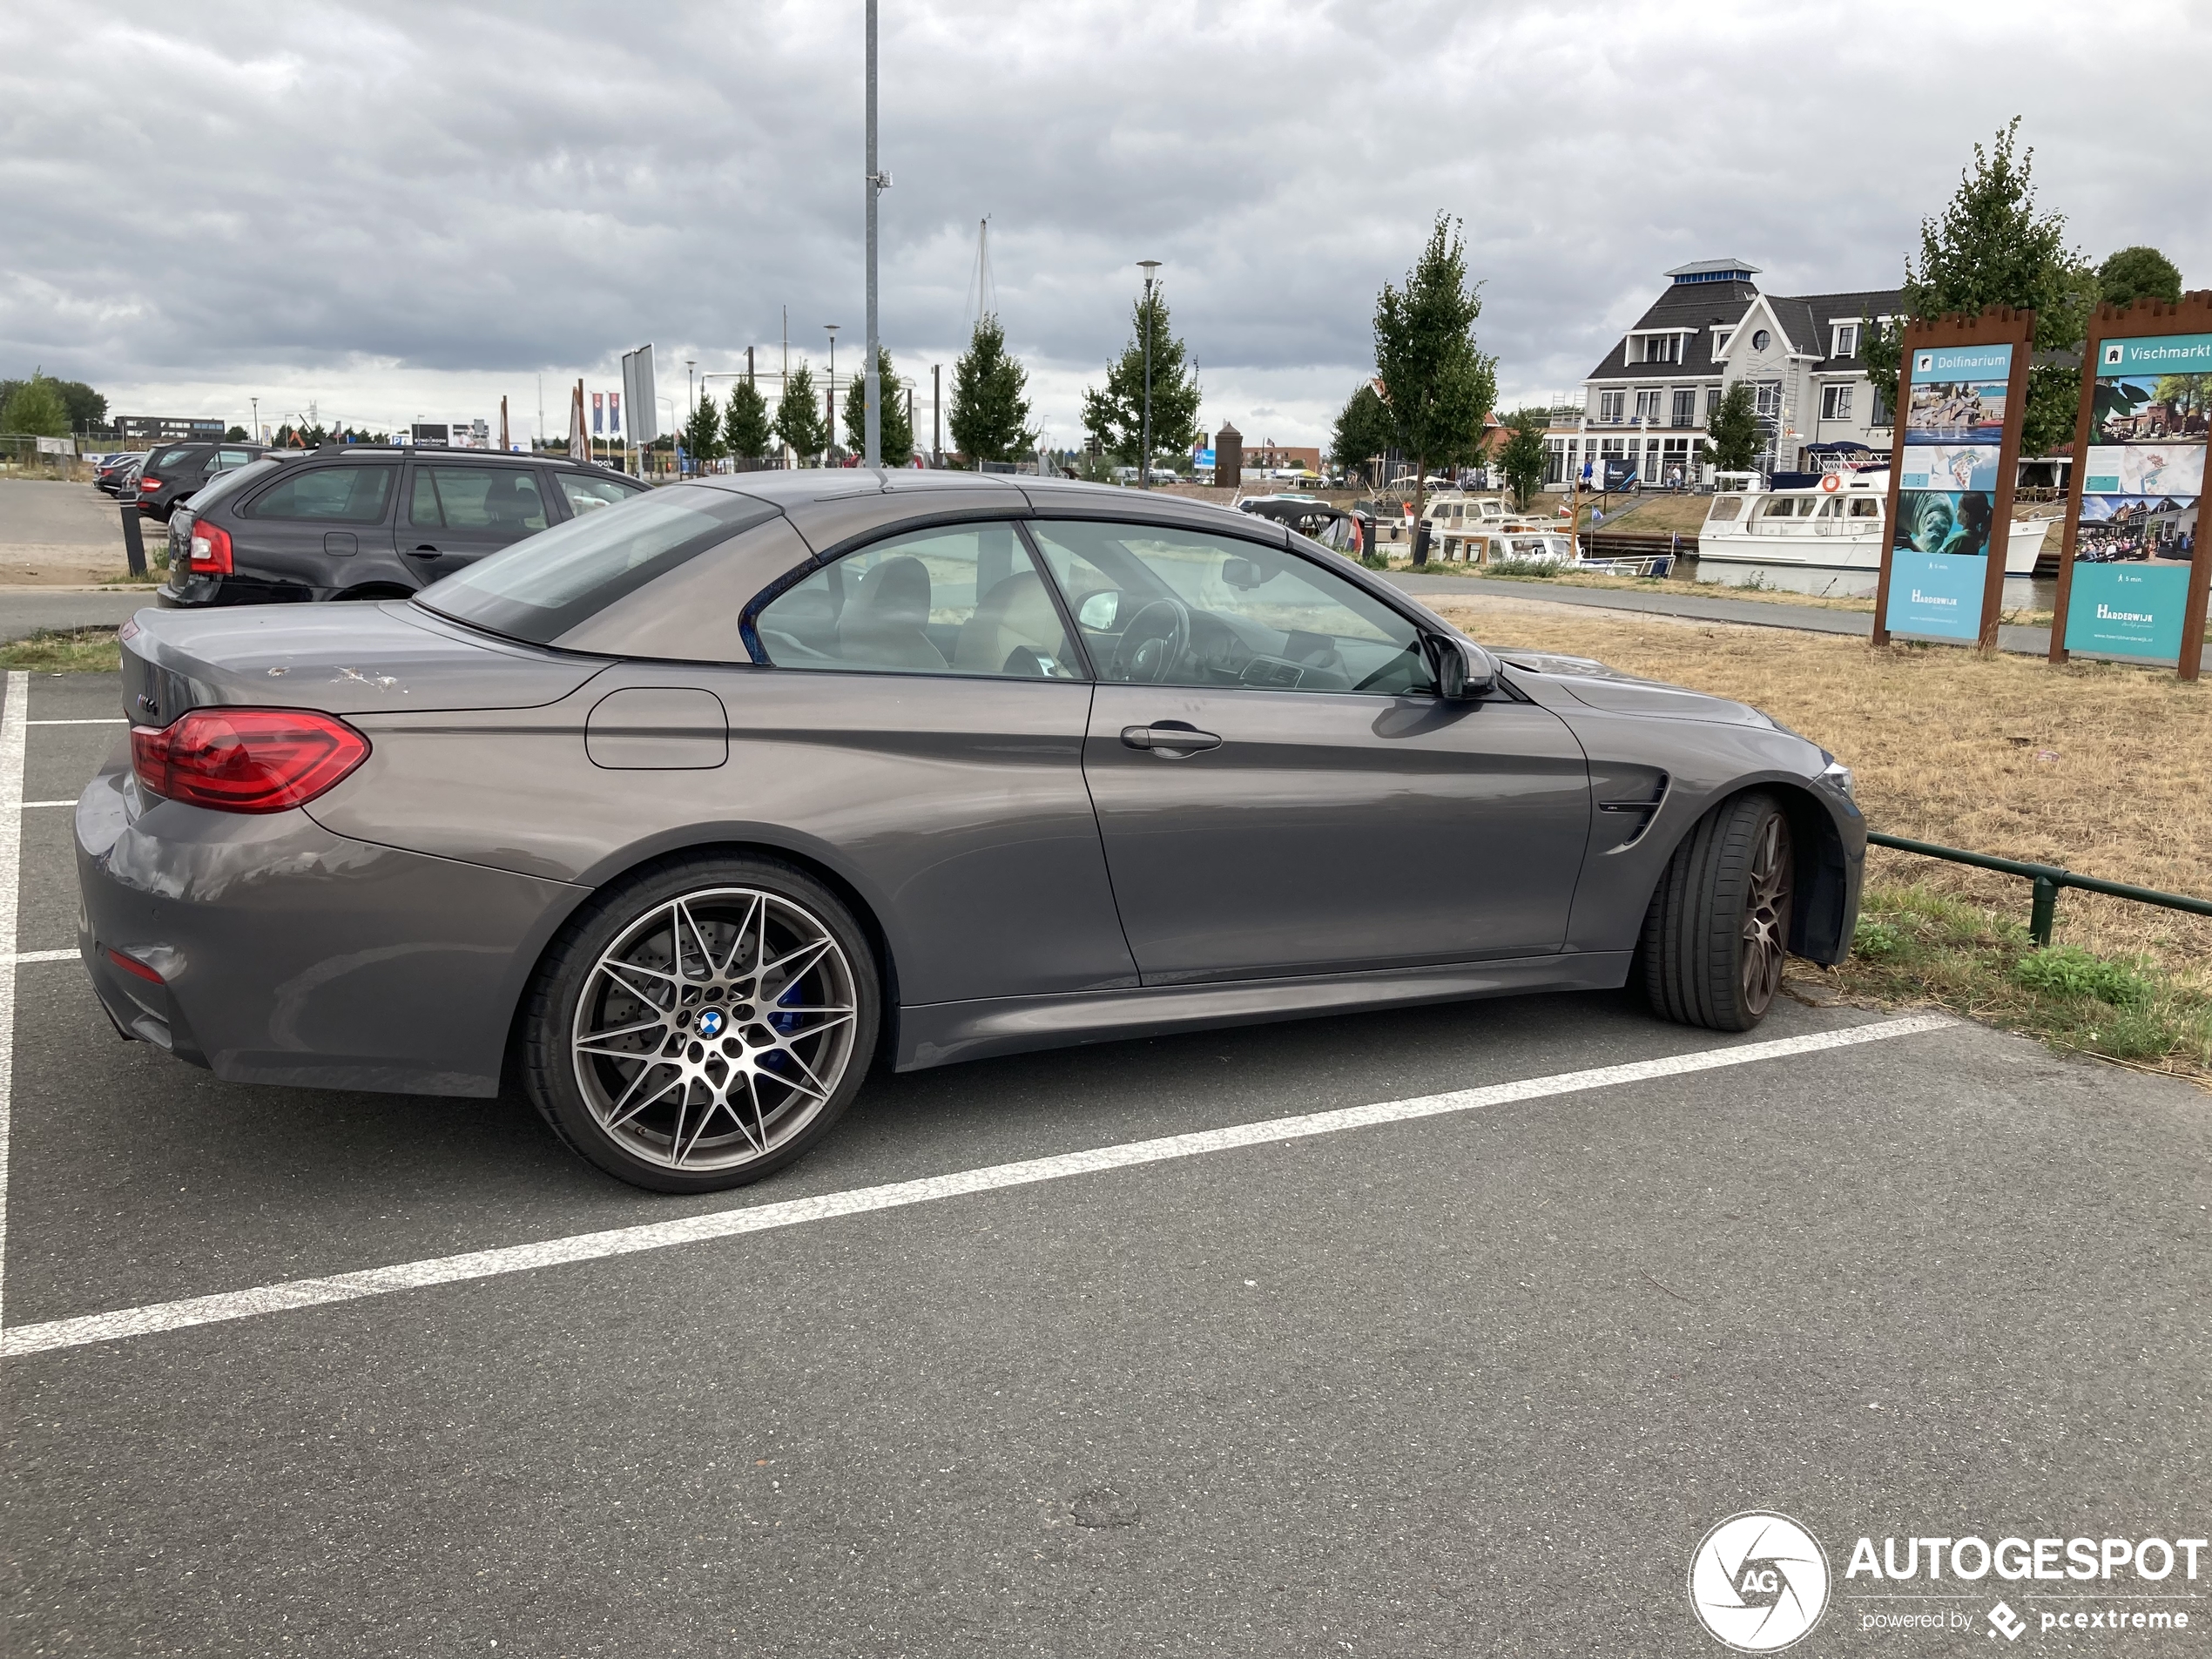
[1689,1512,1831,1651]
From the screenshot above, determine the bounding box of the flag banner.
[609,392,621,435]
[591,392,604,435]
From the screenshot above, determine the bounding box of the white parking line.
[6,951,76,966]
[0,670,26,1337]
[0,1011,1953,1359]
[26,718,124,726]
[22,801,74,810]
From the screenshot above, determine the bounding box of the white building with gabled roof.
[1552,259,1901,489]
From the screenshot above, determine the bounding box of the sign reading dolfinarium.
[1873,307,2034,651]
[2050,295,2212,681]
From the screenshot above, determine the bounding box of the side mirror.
[1431,635,1499,701]
[1219,556,1268,590]
[1076,590,1121,631]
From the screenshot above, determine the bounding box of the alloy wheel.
[570,887,860,1172]
[1739,813,1793,1016]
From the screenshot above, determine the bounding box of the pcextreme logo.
[1689,1512,1831,1651]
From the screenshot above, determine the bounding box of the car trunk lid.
[119,601,610,725]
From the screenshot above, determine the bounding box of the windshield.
[415,485,777,645]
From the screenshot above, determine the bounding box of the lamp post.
[1136,260,1161,489]
[250,396,259,445]
[862,0,887,469]
[824,325,840,456]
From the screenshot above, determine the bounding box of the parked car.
[158,447,650,607]
[83,470,1862,1193]
[97,454,147,497]
[132,441,268,521]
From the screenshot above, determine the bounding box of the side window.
[410,467,549,535]
[756,522,1082,680]
[246,466,395,523]
[558,473,645,516]
[1848,497,1881,518]
[212,448,255,473]
[1028,521,1435,697]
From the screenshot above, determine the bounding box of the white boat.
[1696,470,2057,576]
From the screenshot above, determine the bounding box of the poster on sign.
[1873,311,2034,650]
[2052,307,2212,677]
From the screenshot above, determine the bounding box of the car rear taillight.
[138,476,160,490]
[131,709,370,813]
[187,519,233,574]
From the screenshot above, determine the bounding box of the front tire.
[523,856,880,1193]
[1635,792,1795,1032]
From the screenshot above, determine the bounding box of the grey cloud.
[4,0,2207,442]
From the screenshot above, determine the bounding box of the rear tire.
[523,855,880,1193]
[1635,792,1795,1032]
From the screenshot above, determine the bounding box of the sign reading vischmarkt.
[2051,300,2212,680]
[1873,309,2035,651]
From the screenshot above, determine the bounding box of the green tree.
[1081,287,1202,468]
[840,347,915,462]
[1372,213,1498,532]
[0,373,70,439]
[1496,408,1549,509]
[1861,118,2096,457]
[1329,383,1394,485]
[724,380,772,462]
[1706,383,1763,474]
[224,424,249,442]
[948,314,1035,465]
[773,362,828,462]
[682,391,725,466]
[2097,246,2183,311]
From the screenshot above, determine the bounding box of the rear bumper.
[74,757,588,1096]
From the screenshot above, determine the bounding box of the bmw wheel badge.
[696,1008,725,1039]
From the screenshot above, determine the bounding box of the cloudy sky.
[6,1,2209,451]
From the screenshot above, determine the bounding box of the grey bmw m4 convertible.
[79,471,1863,1192]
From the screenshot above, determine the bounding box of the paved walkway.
[1382,570,2212,671]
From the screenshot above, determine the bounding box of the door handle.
[1121,723,1222,756]
[407,544,440,556]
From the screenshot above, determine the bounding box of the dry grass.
[1423,595,2212,979]
[0,627,124,673]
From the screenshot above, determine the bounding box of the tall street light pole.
[1137,260,1161,489]
[863,0,886,468]
[824,325,840,459]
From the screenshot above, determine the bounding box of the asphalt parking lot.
[3,670,2208,1657]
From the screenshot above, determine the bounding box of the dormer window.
[1635,333,1683,365]
[1831,322,1859,358]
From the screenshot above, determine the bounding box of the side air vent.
[1595,769,1669,850]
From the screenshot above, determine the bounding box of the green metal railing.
[1868,831,2212,948]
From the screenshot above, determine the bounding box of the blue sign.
[1195,448,1216,468]
[1885,550,1986,640]
[1911,344,2013,382]
[2064,563,2192,662]
[2097,333,2212,377]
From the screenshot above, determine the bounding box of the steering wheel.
[1111,597,1191,684]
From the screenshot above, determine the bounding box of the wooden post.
[2049,291,2212,681]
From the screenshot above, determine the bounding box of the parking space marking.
[6,951,76,966]
[22,801,74,809]
[0,1011,1952,1359]
[26,718,123,726]
[0,670,27,1335]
